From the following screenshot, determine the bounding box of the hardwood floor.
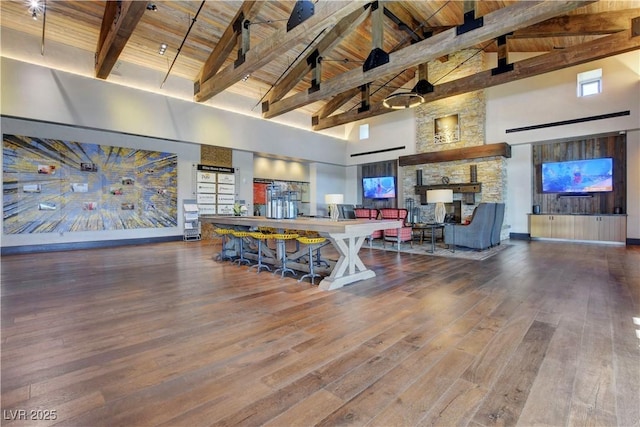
[1,239,639,426]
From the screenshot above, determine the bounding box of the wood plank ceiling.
[2,0,639,131]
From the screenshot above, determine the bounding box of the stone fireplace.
[399,49,508,237]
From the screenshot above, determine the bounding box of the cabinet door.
[573,216,599,241]
[551,215,574,239]
[529,215,552,238]
[598,216,626,242]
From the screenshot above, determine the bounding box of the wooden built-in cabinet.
[529,215,574,239]
[573,215,627,242]
[529,214,626,243]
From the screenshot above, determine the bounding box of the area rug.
[364,240,511,261]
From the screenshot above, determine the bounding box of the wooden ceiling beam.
[195,2,368,103]
[263,1,595,119]
[312,26,639,131]
[196,1,262,85]
[313,88,361,122]
[264,6,369,109]
[511,9,640,38]
[95,0,147,79]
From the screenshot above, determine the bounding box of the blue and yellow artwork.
[3,134,177,234]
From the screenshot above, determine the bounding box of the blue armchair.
[444,202,496,250]
[491,203,505,246]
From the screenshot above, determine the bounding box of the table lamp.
[426,189,453,224]
[324,194,344,221]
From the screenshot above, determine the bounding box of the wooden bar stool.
[230,230,252,266]
[213,227,234,261]
[271,233,299,278]
[248,231,271,273]
[296,236,327,284]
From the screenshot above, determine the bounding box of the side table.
[422,223,445,254]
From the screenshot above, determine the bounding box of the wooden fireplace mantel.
[398,142,511,166]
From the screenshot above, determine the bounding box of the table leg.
[318,233,374,290]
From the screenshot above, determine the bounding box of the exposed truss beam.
[263,6,369,110]
[195,1,368,103]
[313,26,639,131]
[511,9,640,38]
[263,1,595,120]
[196,2,263,88]
[95,0,147,79]
[312,88,361,124]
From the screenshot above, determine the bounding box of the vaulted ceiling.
[2,1,639,132]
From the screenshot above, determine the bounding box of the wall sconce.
[324,194,344,221]
[426,189,453,224]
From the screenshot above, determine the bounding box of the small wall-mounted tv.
[542,157,613,193]
[363,176,396,199]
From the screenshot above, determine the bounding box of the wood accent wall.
[362,160,398,208]
[532,134,626,215]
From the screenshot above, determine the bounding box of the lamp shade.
[426,189,453,204]
[324,194,344,204]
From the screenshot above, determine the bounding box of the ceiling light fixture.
[146,3,157,11]
[382,78,434,110]
[382,92,425,109]
[158,43,167,55]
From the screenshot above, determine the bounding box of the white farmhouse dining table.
[200,215,403,290]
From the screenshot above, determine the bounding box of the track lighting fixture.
[27,0,43,20]
[158,43,168,55]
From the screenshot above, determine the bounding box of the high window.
[577,69,602,97]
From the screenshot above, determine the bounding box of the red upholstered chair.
[354,208,381,245]
[379,208,413,249]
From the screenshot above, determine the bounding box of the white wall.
[314,163,348,217]
[344,108,416,166]
[626,130,640,239]
[232,150,255,215]
[506,145,533,234]
[1,58,349,166]
[486,51,639,144]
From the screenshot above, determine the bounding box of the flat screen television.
[363,176,396,199]
[541,157,613,193]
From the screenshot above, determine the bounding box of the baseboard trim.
[627,238,639,246]
[1,235,183,255]
[509,232,530,241]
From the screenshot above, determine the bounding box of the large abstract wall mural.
[3,134,178,234]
